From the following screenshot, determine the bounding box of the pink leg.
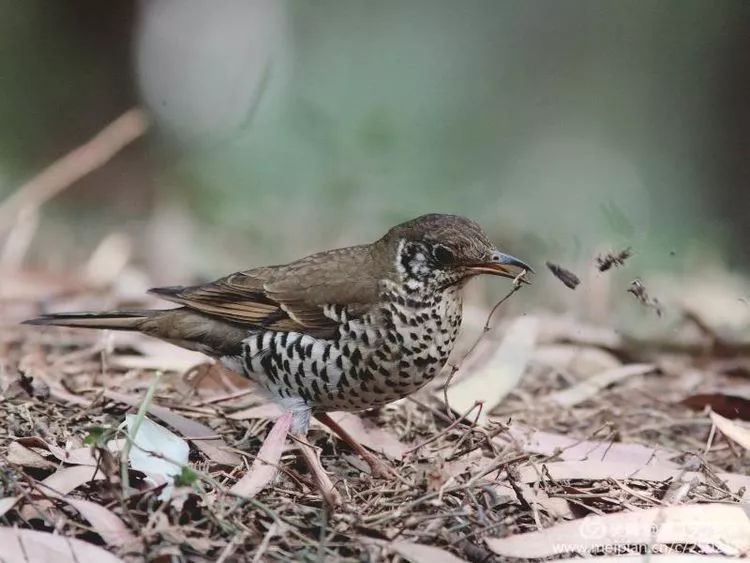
[315,413,395,479]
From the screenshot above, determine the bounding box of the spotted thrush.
[26,214,531,497]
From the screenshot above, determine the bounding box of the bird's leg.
[289,408,341,506]
[314,413,395,479]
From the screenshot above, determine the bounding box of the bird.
[25,213,531,501]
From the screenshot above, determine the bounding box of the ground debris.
[627,278,664,316]
[2,293,750,561]
[546,261,581,290]
[597,247,633,271]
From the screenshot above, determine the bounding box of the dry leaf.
[532,344,621,377]
[553,557,730,563]
[16,436,122,466]
[0,527,126,563]
[682,393,750,421]
[105,390,242,466]
[445,316,538,424]
[486,503,750,558]
[502,425,678,466]
[546,363,656,407]
[545,262,581,290]
[325,412,407,460]
[512,460,750,500]
[0,497,19,518]
[7,441,56,469]
[228,403,284,420]
[39,465,108,496]
[391,541,469,563]
[230,411,292,498]
[60,498,136,547]
[710,411,750,450]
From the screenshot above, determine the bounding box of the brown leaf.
[682,393,750,421]
[0,527,126,563]
[391,542,469,563]
[104,390,242,466]
[7,441,56,469]
[60,498,136,547]
[545,262,581,290]
[485,503,750,558]
[230,411,292,498]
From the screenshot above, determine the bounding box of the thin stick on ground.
[0,108,149,232]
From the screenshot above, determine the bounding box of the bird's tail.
[23,310,155,331]
[23,308,249,357]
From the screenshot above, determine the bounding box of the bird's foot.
[358,450,396,479]
[293,433,342,507]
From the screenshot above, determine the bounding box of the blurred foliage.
[1,0,749,278]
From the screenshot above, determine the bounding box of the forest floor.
[2,266,750,563]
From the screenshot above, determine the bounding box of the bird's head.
[377,214,533,290]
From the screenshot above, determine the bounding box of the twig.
[0,108,149,231]
[442,270,527,417]
[403,400,483,456]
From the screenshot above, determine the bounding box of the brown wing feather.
[147,244,384,336]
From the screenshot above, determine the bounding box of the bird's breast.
[231,282,463,412]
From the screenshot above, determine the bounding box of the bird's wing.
[148,246,380,336]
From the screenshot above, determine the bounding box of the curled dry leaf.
[710,410,750,450]
[485,503,750,558]
[230,411,292,498]
[445,315,539,424]
[0,527,126,563]
[7,441,56,469]
[546,363,656,408]
[545,261,581,290]
[59,498,136,547]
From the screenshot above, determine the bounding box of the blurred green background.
[1,0,748,293]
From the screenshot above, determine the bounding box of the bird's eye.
[432,245,455,265]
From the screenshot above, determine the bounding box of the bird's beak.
[468,251,534,283]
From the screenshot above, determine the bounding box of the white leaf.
[710,410,750,450]
[125,414,189,499]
